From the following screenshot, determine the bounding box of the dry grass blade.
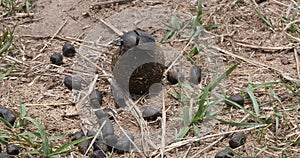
[236,42,293,51]
[113,115,145,157]
[84,120,107,157]
[39,18,69,53]
[100,19,123,36]
[295,49,300,80]
[76,74,98,111]
[160,90,166,158]
[163,124,267,152]
[210,45,300,84]
[91,0,135,10]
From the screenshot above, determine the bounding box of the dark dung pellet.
[89,90,103,109]
[62,43,76,57]
[50,53,63,65]
[93,139,107,152]
[6,144,19,155]
[79,139,92,154]
[215,148,234,158]
[0,106,17,125]
[229,132,247,149]
[167,71,185,85]
[103,108,116,120]
[89,150,105,158]
[226,94,244,106]
[95,109,106,120]
[142,106,161,121]
[71,131,85,141]
[115,134,134,154]
[64,76,82,90]
[104,134,118,148]
[121,30,155,51]
[98,117,114,138]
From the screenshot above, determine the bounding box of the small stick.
[84,119,108,157]
[91,0,135,10]
[236,42,293,51]
[285,32,300,42]
[25,102,72,106]
[294,49,300,80]
[39,19,69,53]
[160,90,166,158]
[190,137,223,158]
[113,115,146,158]
[270,0,289,7]
[164,40,192,76]
[100,19,123,36]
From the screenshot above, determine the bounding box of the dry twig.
[39,19,69,53]
[236,42,293,51]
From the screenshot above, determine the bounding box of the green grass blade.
[0,117,13,128]
[183,106,190,126]
[192,64,238,123]
[252,82,279,90]
[246,85,260,116]
[19,104,27,118]
[0,27,13,55]
[23,117,50,156]
[196,0,202,23]
[217,118,264,128]
[48,134,68,141]
[50,137,87,156]
[177,126,190,141]
[224,98,257,118]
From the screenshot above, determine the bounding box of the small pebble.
[229,132,247,148]
[50,53,63,65]
[6,144,19,155]
[142,106,161,121]
[89,150,105,158]
[167,71,185,85]
[115,134,134,154]
[71,131,85,141]
[215,148,234,158]
[189,66,201,84]
[226,94,244,106]
[62,43,76,57]
[89,90,103,109]
[64,76,82,90]
[0,106,17,125]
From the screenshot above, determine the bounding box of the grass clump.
[0,105,85,157]
[0,0,35,17]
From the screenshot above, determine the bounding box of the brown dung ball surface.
[112,42,165,95]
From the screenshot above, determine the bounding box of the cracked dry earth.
[1,0,300,157]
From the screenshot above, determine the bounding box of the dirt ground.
[1,0,300,157]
